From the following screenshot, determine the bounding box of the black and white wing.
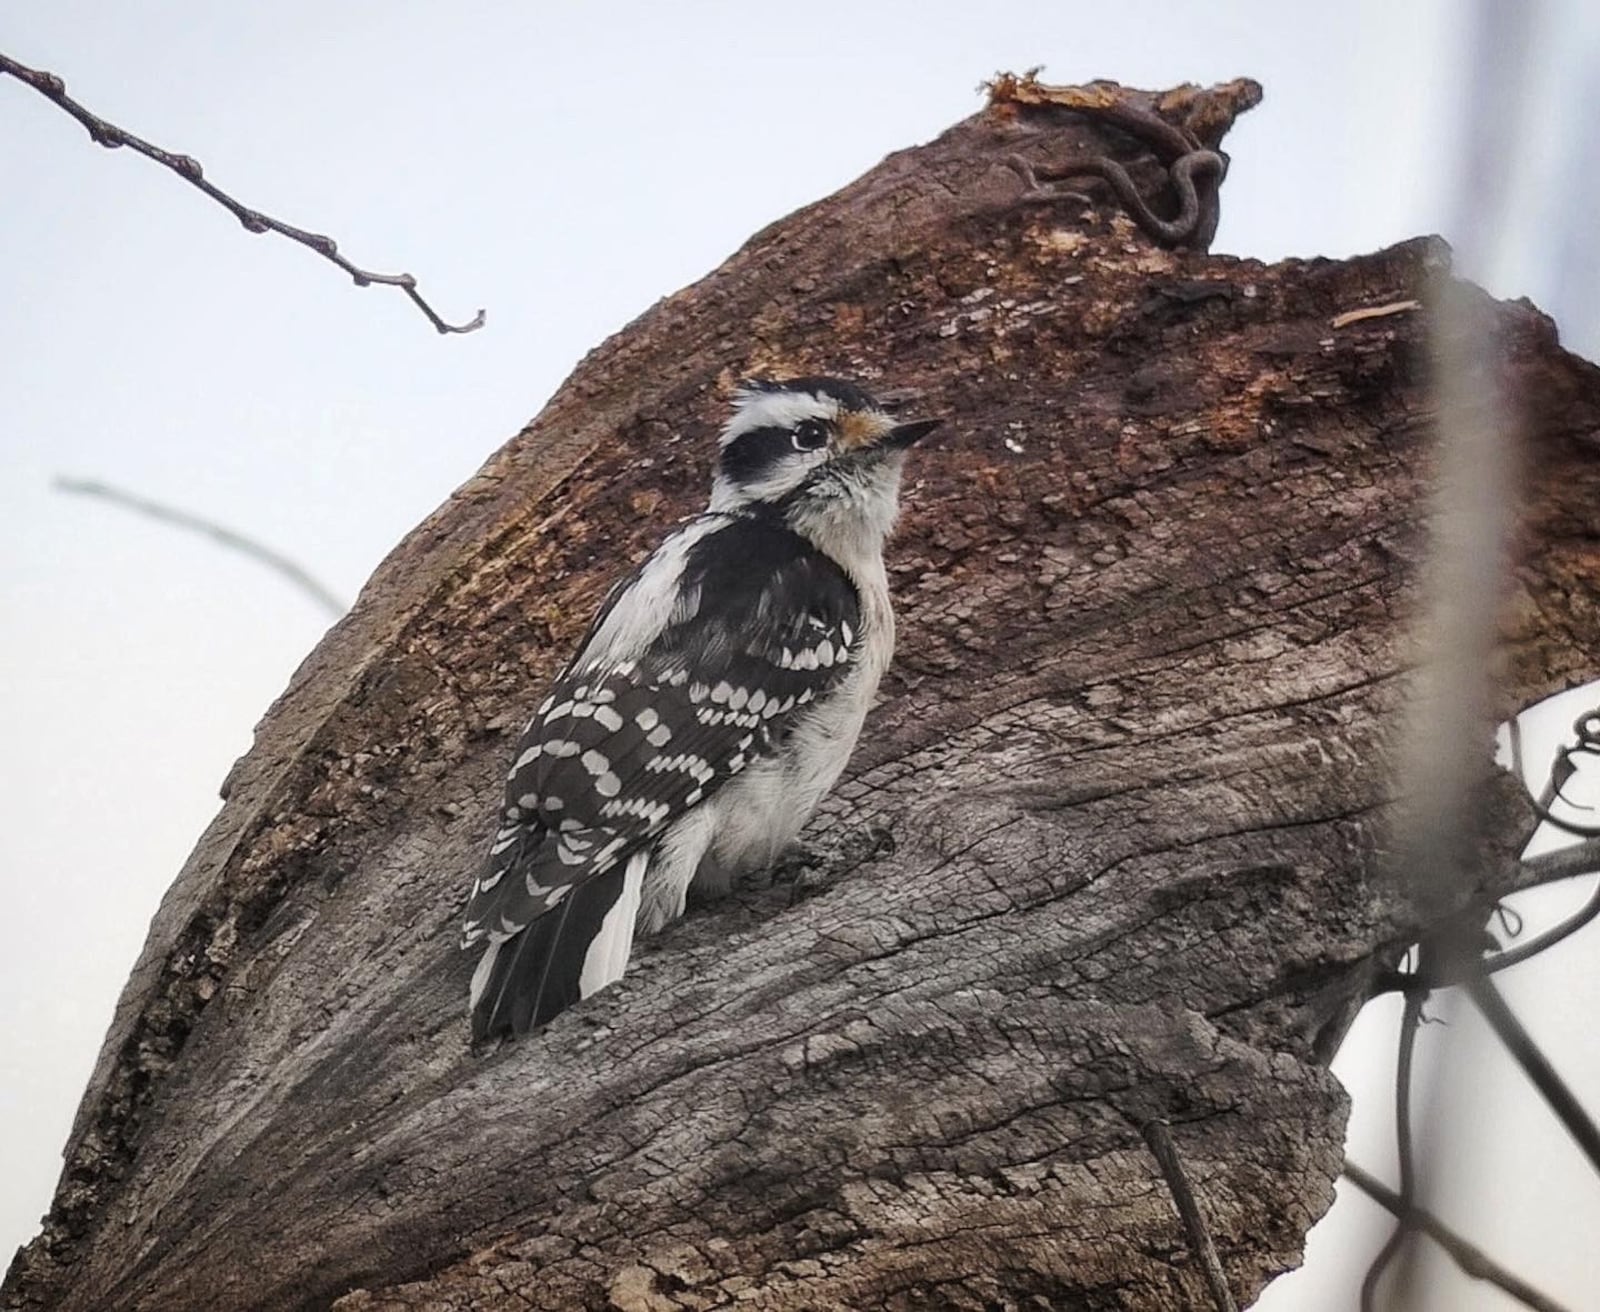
[463,511,861,1037]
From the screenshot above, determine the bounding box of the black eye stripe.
[721,419,833,484]
[720,425,796,484]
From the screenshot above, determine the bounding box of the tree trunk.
[6,76,1598,1312]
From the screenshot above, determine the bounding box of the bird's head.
[709,378,939,549]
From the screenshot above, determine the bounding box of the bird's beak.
[884,418,942,449]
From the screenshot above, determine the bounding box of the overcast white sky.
[3,3,1598,1307]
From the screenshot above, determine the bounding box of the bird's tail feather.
[469,850,647,1040]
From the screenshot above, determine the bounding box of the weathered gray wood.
[6,76,1599,1311]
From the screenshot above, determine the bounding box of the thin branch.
[55,477,347,619]
[1463,971,1600,1177]
[1389,276,1519,909]
[1343,1161,1571,1312]
[1506,716,1590,843]
[1140,1120,1238,1312]
[1486,709,1600,968]
[990,78,1231,250]
[1360,985,1425,1312]
[1367,840,1600,995]
[0,51,485,335]
[1508,709,1600,841]
[1005,148,1226,250]
[1486,879,1600,972]
[1373,19,1532,1287]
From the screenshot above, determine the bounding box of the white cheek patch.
[720,390,839,445]
[710,451,827,513]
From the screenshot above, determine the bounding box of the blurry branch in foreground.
[1352,6,1600,1294]
[1342,1162,1571,1312]
[1361,252,1520,1304]
[0,50,485,336]
[55,477,347,619]
[1355,20,1600,1282]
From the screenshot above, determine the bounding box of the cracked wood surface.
[6,77,1600,1311]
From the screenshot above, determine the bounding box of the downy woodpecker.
[462,377,937,1039]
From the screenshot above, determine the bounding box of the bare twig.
[1365,883,1600,1305]
[1376,13,1533,1283]
[1485,711,1600,968]
[1005,148,1226,250]
[55,477,347,618]
[0,51,485,335]
[1517,838,1600,888]
[1360,986,1426,1312]
[1389,277,1519,910]
[993,77,1231,250]
[1487,881,1600,970]
[1343,1161,1571,1312]
[1463,972,1600,1176]
[1140,1119,1238,1312]
[1508,710,1600,840]
[1367,838,1600,994]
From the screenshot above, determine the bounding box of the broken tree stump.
[7,74,1599,1312]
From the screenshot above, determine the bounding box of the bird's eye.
[791,418,830,452]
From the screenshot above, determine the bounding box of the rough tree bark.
[6,76,1599,1311]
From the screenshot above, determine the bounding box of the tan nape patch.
[835,409,894,451]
